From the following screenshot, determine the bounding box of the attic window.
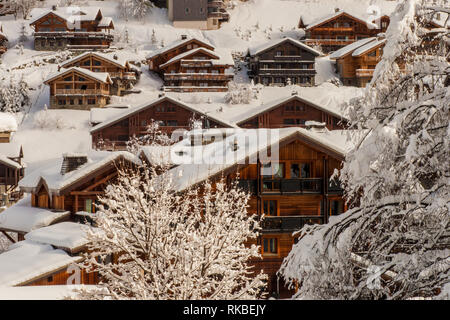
[93,60,101,66]
[78,76,86,81]
[83,60,91,66]
[64,76,72,81]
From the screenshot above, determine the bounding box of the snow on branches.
[225,81,257,104]
[280,0,449,300]
[75,164,267,300]
[0,76,30,113]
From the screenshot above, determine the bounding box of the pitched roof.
[44,67,112,84]
[19,151,141,195]
[146,37,214,60]
[90,96,236,134]
[305,10,378,30]
[0,240,81,287]
[61,52,129,69]
[329,37,377,59]
[162,128,353,192]
[159,47,233,69]
[352,38,386,57]
[0,155,23,169]
[248,37,321,56]
[0,112,17,132]
[29,7,105,25]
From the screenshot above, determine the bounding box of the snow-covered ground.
[0,0,399,169]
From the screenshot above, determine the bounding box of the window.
[262,163,284,191]
[330,200,344,216]
[78,76,86,81]
[382,21,388,28]
[166,120,178,127]
[263,200,278,216]
[58,99,66,105]
[275,51,282,56]
[283,118,305,126]
[70,99,74,105]
[368,51,376,57]
[93,60,101,66]
[290,163,311,178]
[118,135,128,141]
[262,237,279,255]
[199,83,208,87]
[185,8,190,14]
[78,99,83,105]
[85,199,94,213]
[47,276,54,283]
[141,120,147,127]
[83,60,91,66]
[88,98,96,105]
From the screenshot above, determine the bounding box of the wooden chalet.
[29,6,114,51]
[247,37,321,87]
[44,67,113,110]
[0,148,25,207]
[330,36,386,87]
[167,0,230,30]
[300,9,389,53]
[237,93,348,130]
[147,36,234,92]
[168,127,350,298]
[0,22,7,55]
[60,52,139,96]
[0,112,17,143]
[90,95,233,150]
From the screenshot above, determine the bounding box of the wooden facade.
[91,96,231,150]
[147,37,233,92]
[0,149,24,206]
[201,130,347,297]
[23,263,98,287]
[247,38,320,87]
[29,8,114,51]
[44,68,112,110]
[302,11,389,53]
[333,39,386,87]
[61,53,138,96]
[0,22,7,55]
[238,95,347,130]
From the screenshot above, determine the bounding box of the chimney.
[52,5,57,11]
[231,137,239,151]
[291,90,298,96]
[113,54,118,60]
[181,34,187,40]
[158,92,165,98]
[334,7,340,13]
[60,153,88,175]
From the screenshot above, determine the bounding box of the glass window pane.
[291,164,300,178]
[85,199,92,213]
[263,239,268,252]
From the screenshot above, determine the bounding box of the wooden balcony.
[257,69,316,76]
[356,69,375,78]
[164,73,233,81]
[109,72,137,80]
[163,86,228,92]
[34,31,114,41]
[208,0,226,8]
[180,60,213,68]
[313,27,354,32]
[55,89,109,96]
[304,39,355,46]
[261,215,324,233]
[261,56,316,62]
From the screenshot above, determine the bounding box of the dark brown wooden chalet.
[330,36,386,87]
[247,37,321,87]
[29,7,114,51]
[147,36,234,92]
[90,96,233,150]
[0,148,24,206]
[0,22,7,55]
[173,127,348,298]
[44,67,113,110]
[60,52,139,96]
[301,9,390,53]
[237,94,348,130]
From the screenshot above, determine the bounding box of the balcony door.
[261,162,284,192]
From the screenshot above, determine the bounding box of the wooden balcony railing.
[55,89,109,96]
[109,72,136,79]
[164,73,233,81]
[34,31,114,41]
[355,69,375,77]
[261,215,324,233]
[180,60,213,68]
[258,69,316,76]
[313,27,354,32]
[238,178,343,195]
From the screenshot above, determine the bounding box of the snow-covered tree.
[151,29,157,45]
[225,81,256,104]
[75,163,267,300]
[126,119,172,155]
[117,0,154,21]
[280,0,449,300]
[0,76,30,113]
[18,22,27,43]
[11,0,37,19]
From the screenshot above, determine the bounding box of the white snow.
[45,67,112,84]
[0,195,70,233]
[352,38,386,57]
[0,285,97,300]
[0,240,81,287]
[25,222,90,252]
[330,37,377,59]
[0,112,18,132]
[248,37,321,56]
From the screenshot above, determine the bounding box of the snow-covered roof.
[236,94,348,124]
[159,47,233,69]
[61,52,129,69]
[90,96,236,133]
[329,37,377,59]
[248,37,321,56]
[0,155,23,169]
[0,240,81,287]
[29,7,105,25]
[0,195,70,233]
[146,37,214,60]
[352,38,386,57]
[305,10,378,30]
[44,67,112,84]
[25,222,90,253]
[163,128,352,192]
[19,151,141,195]
[90,106,131,125]
[98,17,114,28]
[0,112,17,132]
[0,285,98,300]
